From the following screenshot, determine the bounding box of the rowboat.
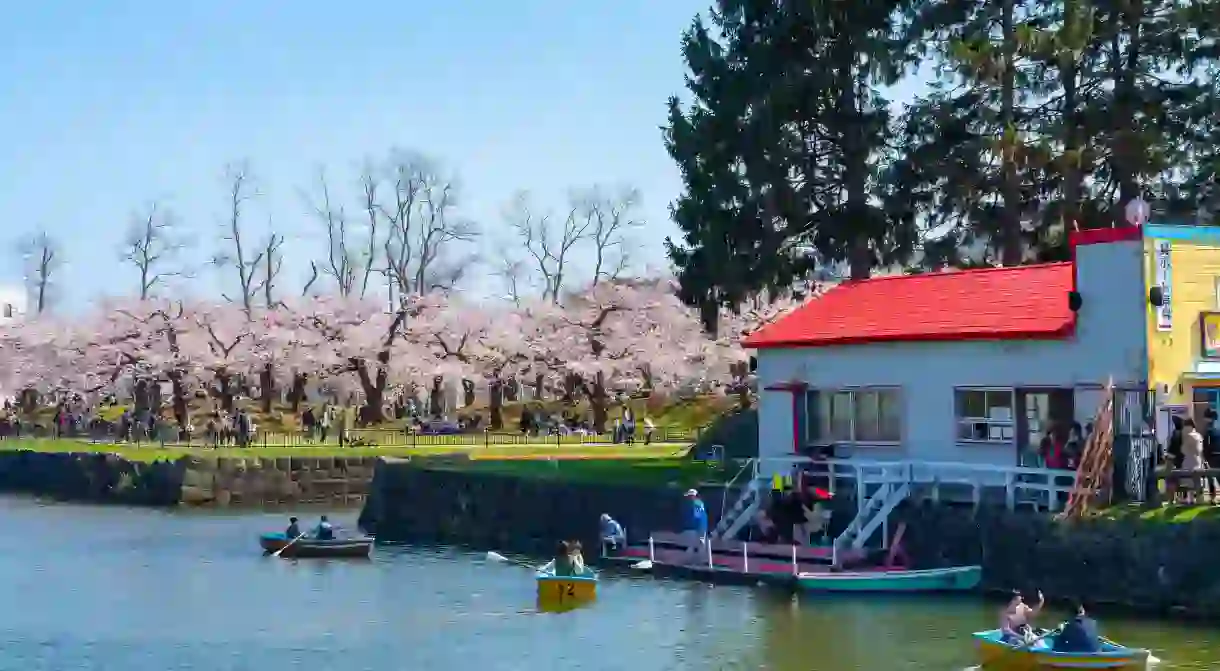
[535,568,598,612]
[259,533,373,559]
[973,629,1152,669]
[795,565,982,592]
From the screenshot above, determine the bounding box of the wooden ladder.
[1059,379,1116,520]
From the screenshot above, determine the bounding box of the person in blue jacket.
[1052,601,1102,653]
[683,489,708,561]
[599,513,626,553]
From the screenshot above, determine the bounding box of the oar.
[272,533,307,558]
[486,551,537,569]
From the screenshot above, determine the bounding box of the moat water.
[0,498,1213,670]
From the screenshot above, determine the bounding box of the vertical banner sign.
[1155,239,1173,331]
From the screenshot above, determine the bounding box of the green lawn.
[0,438,691,463]
[414,456,740,488]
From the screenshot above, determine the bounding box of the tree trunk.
[998,0,1023,264]
[259,364,275,415]
[429,376,444,417]
[170,373,189,428]
[352,358,387,424]
[533,373,545,401]
[489,378,504,430]
[505,378,519,403]
[590,372,608,433]
[563,374,578,405]
[214,371,235,413]
[288,373,307,413]
[462,378,476,407]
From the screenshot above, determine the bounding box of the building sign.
[1202,312,1220,358]
[1154,239,1173,331]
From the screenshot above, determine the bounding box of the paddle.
[272,532,307,558]
[486,551,537,569]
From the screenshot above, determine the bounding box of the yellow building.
[1144,223,1220,418]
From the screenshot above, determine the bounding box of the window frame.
[808,386,904,446]
[953,387,1016,445]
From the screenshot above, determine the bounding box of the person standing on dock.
[681,489,708,563]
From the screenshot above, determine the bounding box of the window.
[1,304,10,319]
[810,388,902,444]
[954,388,1015,442]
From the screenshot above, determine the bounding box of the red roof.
[742,262,1075,349]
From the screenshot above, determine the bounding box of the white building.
[742,228,1147,475]
[0,285,27,324]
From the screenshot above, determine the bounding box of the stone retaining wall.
[0,450,375,508]
[892,502,1220,619]
[358,458,733,557]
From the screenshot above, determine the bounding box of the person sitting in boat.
[314,515,335,541]
[285,517,301,538]
[541,541,575,576]
[1000,589,1044,645]
[568,540,587,575]
[599,514,626,553]
[1052,601,1102,653]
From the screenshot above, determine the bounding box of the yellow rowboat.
[974,629,1152,669]
[536,569,597,613]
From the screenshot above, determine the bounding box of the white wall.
[756,239,1148,468]
[0,285,26,324]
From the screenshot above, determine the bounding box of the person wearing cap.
[682,488,708,561]
[599,513,626,553]
[284,516,301,539]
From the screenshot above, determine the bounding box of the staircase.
[832,480,911,564]
[711,474,766,541]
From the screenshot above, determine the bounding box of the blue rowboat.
[973,629,1151,669]
[795,565,982,592]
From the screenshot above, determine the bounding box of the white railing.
[748,456,1076,513]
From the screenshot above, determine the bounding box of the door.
[1015,388,1075,466]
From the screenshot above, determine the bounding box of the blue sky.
[0,1,927,310]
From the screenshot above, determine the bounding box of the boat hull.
[973,630,1150,670]
[535,571,597,612]
[796,565,982,593]
[259,533,373,559]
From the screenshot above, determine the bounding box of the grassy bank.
[411,456,739,488]
[0,438,690,463]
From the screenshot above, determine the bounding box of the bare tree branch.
[18,230,60,315]
[370,148,479,297]
[121,201,189,300]
[575,185,643,285]
[502,191,590,303]
[259,229,284,308]
[212,161,264,314]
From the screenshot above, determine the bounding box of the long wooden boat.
[796,565,982,593]
[535,567,598,612]
[259,533,373,559]
[973,629,1151,670]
